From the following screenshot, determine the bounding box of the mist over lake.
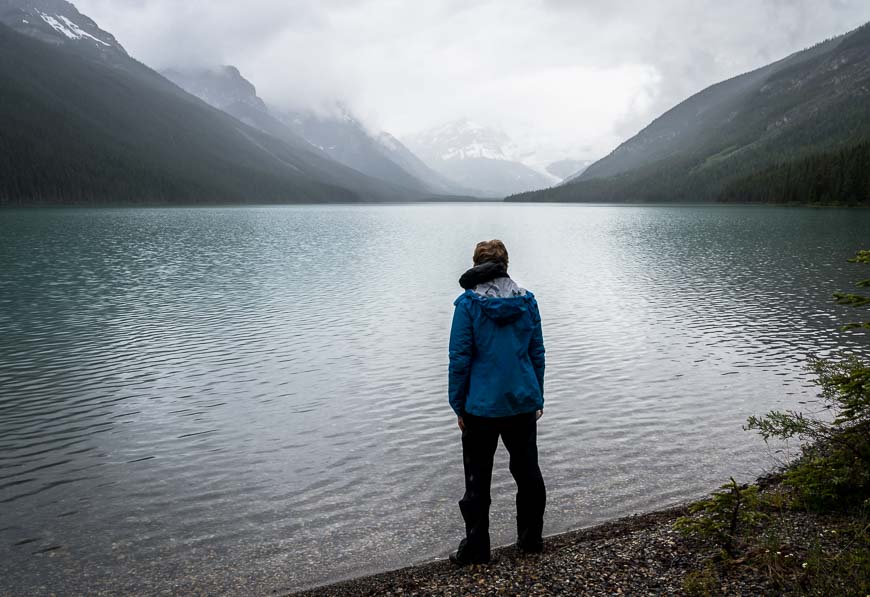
[1,204,868,593]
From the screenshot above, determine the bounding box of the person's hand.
[458,416,465,432]
[535,410,543,421]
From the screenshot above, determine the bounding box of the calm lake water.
[1,204,869,594]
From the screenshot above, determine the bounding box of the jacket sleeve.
[528,300,546,404]
[448,298,474,416]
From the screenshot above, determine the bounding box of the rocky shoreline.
[291,490,866,596]
[292,506,708,596]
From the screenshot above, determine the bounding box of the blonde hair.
[473,239,509,268]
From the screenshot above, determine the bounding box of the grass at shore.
[678,474,869,597]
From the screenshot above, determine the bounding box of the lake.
[1,204,868,594]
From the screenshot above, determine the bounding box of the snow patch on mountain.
[37,12,109,46]
[442,142,510,161]
[409,119,521,163]
[1,0,126,54]
[403,119,555,196]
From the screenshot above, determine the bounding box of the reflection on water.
[0,204,868,594]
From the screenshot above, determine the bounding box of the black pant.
[457,412,546,561]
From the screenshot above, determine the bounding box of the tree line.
[719,141,870,205]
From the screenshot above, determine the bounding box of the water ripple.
[0,204,868,594]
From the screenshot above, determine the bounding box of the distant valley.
[161,66,480,198]
[162,66,566,198]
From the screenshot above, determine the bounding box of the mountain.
[161,65,268,115]
[162,65,475,196]
[510,22,870,204]
[546,159,594,181]
[274,107,450,193]
[0,1,428,205]
[372,131,482,196]
[160,65,322,156]
[403,119,553,197]
[0,0,125,57]
[278,110,480,195]
[279,110,482,195]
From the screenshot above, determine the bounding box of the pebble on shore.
[292,507,709,596]
[291,499,863,596]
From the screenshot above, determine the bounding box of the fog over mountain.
[404,120,554,196]
[162,65,478,196]
[510,21,870,205]
[75,0,870,169]
[0,0,441,204]
[547,160,594,182]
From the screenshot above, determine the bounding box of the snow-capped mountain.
[403,119,553,197]
[405,119,519,163]
[373,131,459,194]
[372,131,479,196]
[2,1,444,204]
[0,0,126,56]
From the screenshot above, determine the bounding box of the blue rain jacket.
[448,289,545,417]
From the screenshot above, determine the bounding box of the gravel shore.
[293,506,711,596]
[292,495,865,596]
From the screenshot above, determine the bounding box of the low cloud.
[77,0,870,165]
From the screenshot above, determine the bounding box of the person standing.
[448,239,546,566]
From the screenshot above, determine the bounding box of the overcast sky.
[77,0,870,167]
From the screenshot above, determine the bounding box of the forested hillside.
[0,21,422,205]
[509,22,870,205]
[719,142,870,204]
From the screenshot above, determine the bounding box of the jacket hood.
[473,276,526,299]
[456,288,537,326]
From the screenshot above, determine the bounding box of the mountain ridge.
[0,0,126,56]
[510,22,870,204]
[0,18,429,204]
[0,0,439,205]
[162,65,477,196]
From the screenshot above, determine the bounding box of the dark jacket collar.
[459,261,509,290]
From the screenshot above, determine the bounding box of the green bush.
[838,249,870,331]
[680,251,870,595]
[746,250,870,510]
[675,478,767,555]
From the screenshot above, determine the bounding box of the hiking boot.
[516,540,544,555]
[449,550,490,566]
